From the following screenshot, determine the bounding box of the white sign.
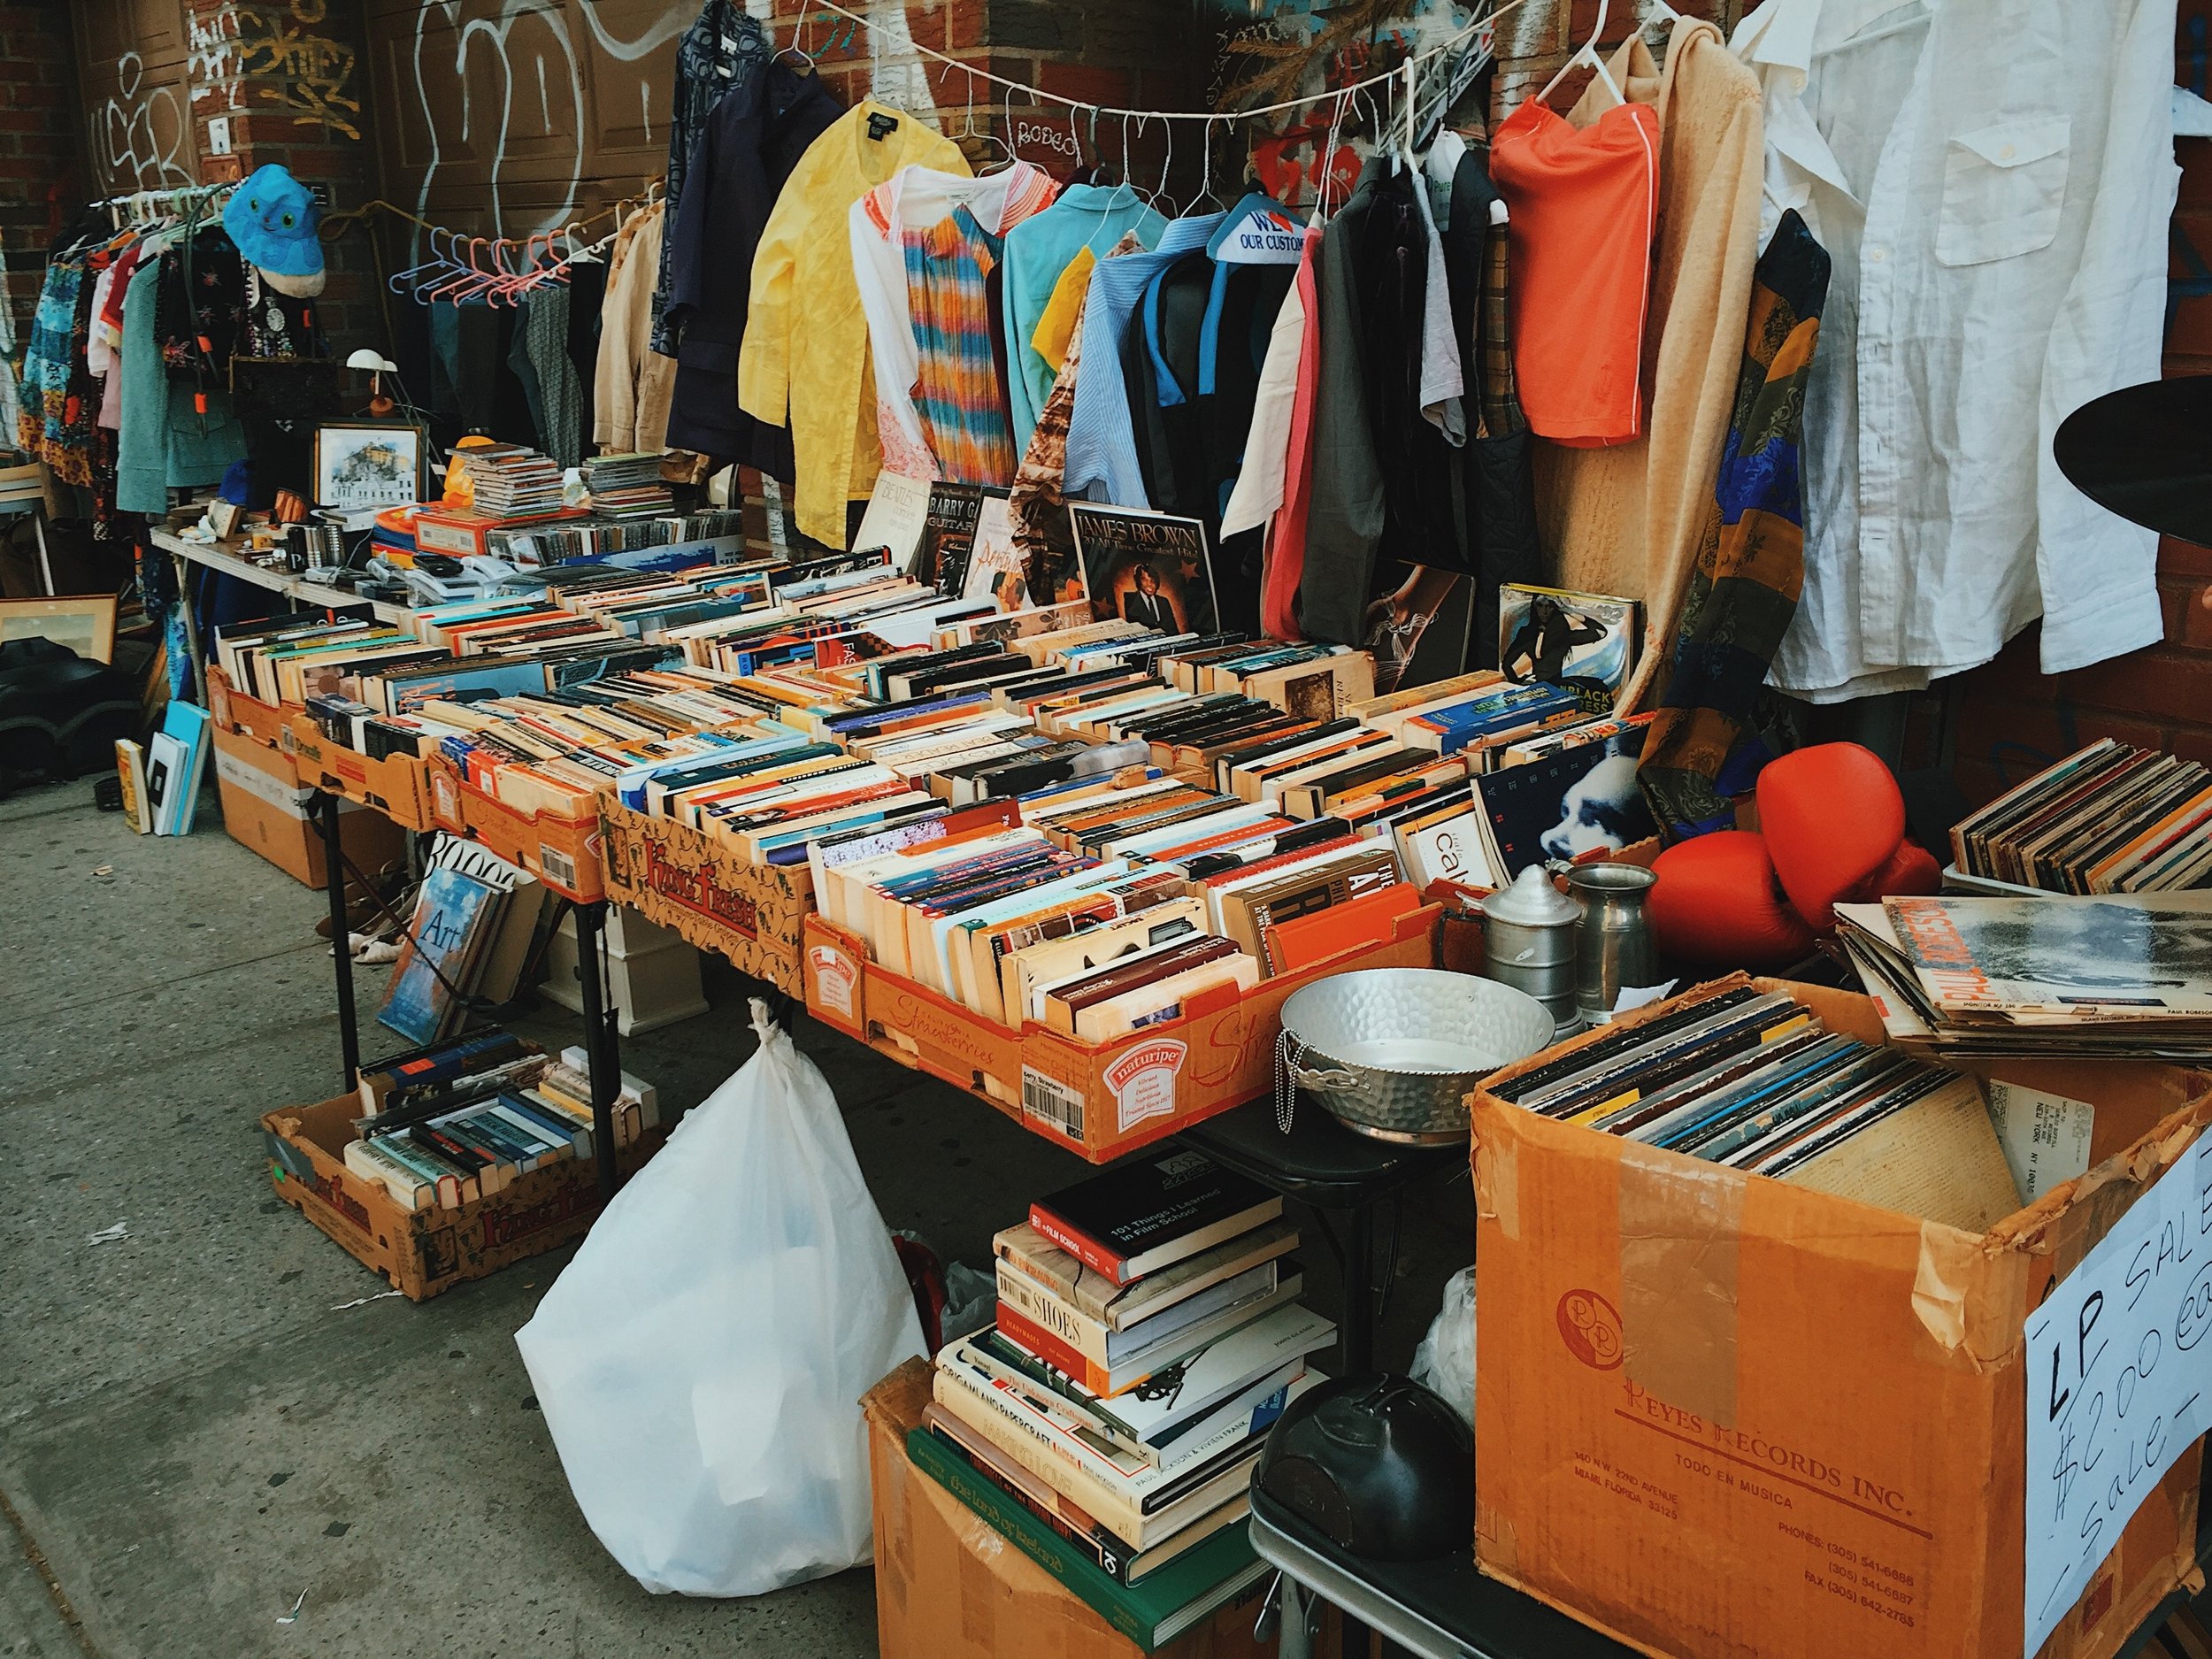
[2023,1130,2212,1657]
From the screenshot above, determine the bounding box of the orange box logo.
[1557,1288,1624,1371]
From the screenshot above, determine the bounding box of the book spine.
[931,1363,1147,1543]
[993,1263,1110,1368]
[1026,1204,1130,1285]
[923,1430,1135,1586]
[995,1304,1122,1397]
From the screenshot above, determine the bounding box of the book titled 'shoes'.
[1029,1150,1283,1286]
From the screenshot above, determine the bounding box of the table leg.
[1341,1202,1374,1377]
[321,792,360,1089]
[170,550,209,707]
[32,508,53,595]
[575,901,622,1202]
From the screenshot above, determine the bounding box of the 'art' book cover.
[376,868,503,1046]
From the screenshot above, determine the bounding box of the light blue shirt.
[1062,210,1226,510]
[1000,185,1165,453]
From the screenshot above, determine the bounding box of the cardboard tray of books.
[207,665,292,752]
[260,1094,662,1302]
[801,905,1440,1164]
[596,792,809,995]
[425,758,604,904]
[1468,972,2212,1659]
[283,711,438,833]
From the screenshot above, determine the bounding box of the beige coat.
[1532,21,1763,710]
[592,203,675,455]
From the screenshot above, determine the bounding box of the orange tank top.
[1490,96,1660,448]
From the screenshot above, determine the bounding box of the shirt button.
[1998,143,2016,159]
[1868,247,1887,263]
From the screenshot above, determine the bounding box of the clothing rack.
[90,182,232,229]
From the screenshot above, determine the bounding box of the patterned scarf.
[1637,211,1832,840]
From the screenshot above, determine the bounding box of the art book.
[377,867,508,1046]
[1071,503,1218,638]
[1499,583,1639,712]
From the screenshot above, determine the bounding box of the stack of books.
[342,1029,657,1211]
[580,451,674,519]
[375,836,563,1043]
[919,1151,1330,1644]
[1836,892,2212,1062]
[465,444,567,521]
[1947,738,2212,895]
[1484,981,2021,1233]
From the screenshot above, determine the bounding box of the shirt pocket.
[1936,116,2070,267]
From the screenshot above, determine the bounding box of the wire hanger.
[1193,119,1229,212]
[1538,0,1624,109]
[1154,119,1181,219]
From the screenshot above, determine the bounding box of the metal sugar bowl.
[1481,864,1584,1034]
[1277,968,1555,1144]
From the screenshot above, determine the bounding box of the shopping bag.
[516,999,926,1595]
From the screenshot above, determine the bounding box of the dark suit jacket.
[663,61,841,471]
[1122,590,1176,630]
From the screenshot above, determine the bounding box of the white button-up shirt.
[1734,0,2179,703]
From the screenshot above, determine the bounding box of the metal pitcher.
[1568,862,1659,1025]
[1482,864,1582,1034]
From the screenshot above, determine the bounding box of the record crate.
[1468,972,2212,1659]
[595,792,810,995]
[206,665,292,752]
[801,903,1440,1164]
[284,710,439,832]
[260,1095,664,1302]
[425,758,605,903]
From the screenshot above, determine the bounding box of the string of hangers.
[785,0,1620,134]
[319,180,667,306]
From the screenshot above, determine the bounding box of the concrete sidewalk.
[0,778,1472,1658]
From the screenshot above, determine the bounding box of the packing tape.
[1909,1218,2024,1365]
[1617,1141,1744,1429]
[958,1532,1000,1647]
[1473,1115,1519,1240]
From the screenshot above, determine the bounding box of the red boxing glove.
[1647,831,1817,969]
[1863,838,1940,902]
[1756,743,1907,932]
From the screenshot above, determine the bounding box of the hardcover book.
[1029,1151,1282,1286]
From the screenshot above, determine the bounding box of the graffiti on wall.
[189,0,362,140]
[97,50,194,190]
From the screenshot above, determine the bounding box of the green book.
[904,1426,1265,1652]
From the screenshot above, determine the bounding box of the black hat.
[2054,376,2212,546]
[1255,1374,1471,1560]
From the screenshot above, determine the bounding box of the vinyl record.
[2053,376,2212,545]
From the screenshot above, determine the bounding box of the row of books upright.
[341,1029,658,1212]
[1947,738,2212,895]
[919,1149,1332,1647]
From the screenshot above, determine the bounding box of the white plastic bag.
[1409,1265,1476,1428]
[516,1000,926,1596]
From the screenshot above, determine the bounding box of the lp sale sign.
[2024,1133,2212,1657]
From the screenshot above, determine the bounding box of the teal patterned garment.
[902,207,1017,486]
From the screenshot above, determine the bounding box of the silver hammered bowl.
[1278,969,1555,1144]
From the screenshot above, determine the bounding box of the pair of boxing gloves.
[1646,743,1940,968]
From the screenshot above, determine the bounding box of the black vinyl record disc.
[2054,376,2212,546]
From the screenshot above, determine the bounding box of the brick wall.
[0,2,83,348]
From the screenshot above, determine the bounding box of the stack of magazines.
[1483,982,2020,1232]
[465,444,566,521]
[917,1151,1333,1646]
[1947,738,2212,894]
[1837,893,2212,1061]
[581,451,673,519]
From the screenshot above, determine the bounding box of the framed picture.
[0,595,118,662]
[313,421,426,512]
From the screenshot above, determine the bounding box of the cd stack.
[583,451,674,519]
[466,445,567,522]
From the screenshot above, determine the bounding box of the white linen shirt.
[1737,0,2178,703]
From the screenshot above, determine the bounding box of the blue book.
[376,868,503,1045]
[157,702,212,835]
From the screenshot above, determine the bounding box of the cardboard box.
[284,711,437,832]
[259,1095,661,1302]
[596,793,810,995]
[426,759,604,902]
[864,1359,1308,1659]
[206,665,290,751]
[213,723,405,889]
[802,904,1440,1164]
[1471,973,2211,1659]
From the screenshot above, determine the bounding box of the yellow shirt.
[738,102,968,548]
[1029,245,1096,374]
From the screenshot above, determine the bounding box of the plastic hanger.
[1537,0,1624,109]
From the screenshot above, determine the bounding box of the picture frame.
[0,594,119,662]
[313,420,426,513]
